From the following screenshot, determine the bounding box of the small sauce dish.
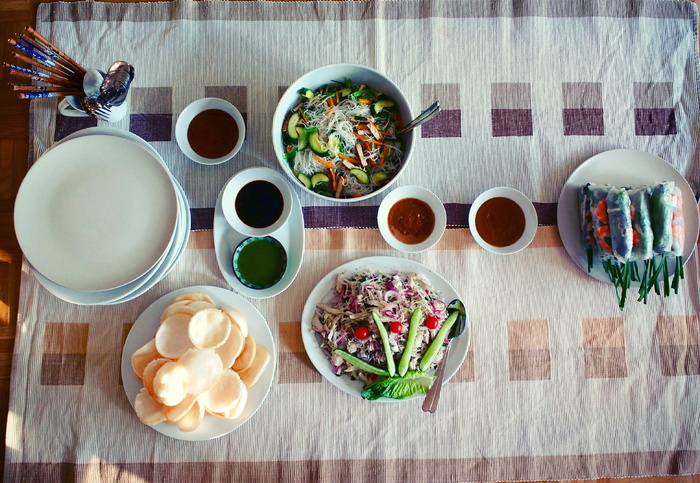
[469,186,537,255]
[175,97,245,165]
[377,185,447,253]
[233,236,287,289]
[221,167,293,237]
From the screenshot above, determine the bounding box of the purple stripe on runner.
[301,202,558,229]
[190,208,215,231]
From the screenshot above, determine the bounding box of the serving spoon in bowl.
[397,100,440,136]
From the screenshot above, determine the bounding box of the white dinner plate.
[27,128,190,305]
[120,286,276,441]
[214,171,305,299]
[300,256,469,401]
[15,134,179,291]
[557,149,699,284]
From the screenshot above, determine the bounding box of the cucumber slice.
[328,134,343,155]
[310,172,330,187]
[286,112,300,139]
[372,172,388,184]
[297,127,308,150]
[398,309,422,377]
[338,87,352,97]
[418,310,459,372]
[333,349,391,377]
[350,168,370,184]
[297,173,311,189]
[373,99,395,114]
[308,130,329,156]
[300,88,314,99]
[372,312,396,377]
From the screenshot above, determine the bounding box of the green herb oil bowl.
[232,236,288,289]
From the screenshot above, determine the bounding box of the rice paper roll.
[650,181,674,254]
[578,184,597,256]
[670,184,685,256]
[627,186,654,261]
[587,184,614,260]
[606,187,633,262]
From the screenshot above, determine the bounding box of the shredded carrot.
[379,145,389,168]
[327,97,335,107]
[299,110,309,123]
[313,155,333,168]
[335,91,340,104]
[338,154,359,164]
[357,98,372,105]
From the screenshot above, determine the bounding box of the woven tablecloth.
[7,0,700,481]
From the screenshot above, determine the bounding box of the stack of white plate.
[14,128,191,305]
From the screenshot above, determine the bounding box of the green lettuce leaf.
[360,371,435,400]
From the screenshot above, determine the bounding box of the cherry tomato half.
[389,322,403,334]
[354,326,370,340]
[425,316,439,330]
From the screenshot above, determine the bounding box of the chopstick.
[4,27,87,99]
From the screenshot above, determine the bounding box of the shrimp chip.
[159,303,197,322]
[173,292,216,305]
[232,335,257,372]
[216,324,244,369]
[187,300,217,312]
[142,358,170,400]
[178,348,223,395]
[188,309,231,350]
[222,305,249,337]
[164,393,198,423]
[153,361,190,406]
[135,388,166,426]
[131,338,161,381]
[238,345,270,387]
[201,369,244,413]
[155,313,194,359]
[207,384,247,420]
[176,398,205,432]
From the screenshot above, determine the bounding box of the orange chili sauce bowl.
[468,186,538,255]
[377,185,447,253]
[175,97,245,165]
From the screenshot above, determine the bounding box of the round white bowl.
[175,97,245,165]
[221,167,294,237]
[272,63,415,202]
[469,187,538,255]
[377,185,447,253]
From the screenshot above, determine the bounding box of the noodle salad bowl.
[272,64,415,203]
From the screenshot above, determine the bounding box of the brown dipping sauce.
[187,109,239,159]
[474,197,526,247]
[235,180,284,229]
[387,198,436,245]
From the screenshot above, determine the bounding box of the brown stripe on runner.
[186,230,214,249]
[10,451,700,482]
[278,321,322,384]
[41,322,90,386]
[507,319,551,381]
[656,315,700,376]
[581,317,628,379]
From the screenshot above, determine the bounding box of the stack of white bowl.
[14,127,190,305]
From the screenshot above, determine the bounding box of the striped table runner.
[7,1,700,481]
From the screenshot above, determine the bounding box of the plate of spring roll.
[558,149,699,308]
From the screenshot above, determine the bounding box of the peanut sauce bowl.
[377,185,447,253]
[469,186,538,255]
[175,97,245,165]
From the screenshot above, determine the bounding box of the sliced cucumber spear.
[371,311,396,377]
[418,309,459,372]
[398,308,422,377]
[333,349,390,376]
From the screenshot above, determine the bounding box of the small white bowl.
[469,187,537,255]
[377,185,447,253]
[175,98,245,165]
[221,167,293,237]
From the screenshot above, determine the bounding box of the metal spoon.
[422,299,467,413]
[397,100,440,136]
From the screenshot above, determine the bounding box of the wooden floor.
[1,1,700,481]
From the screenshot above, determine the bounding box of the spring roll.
[579,184,596,270]
[587,184,614,260]
[606,187,633,262]
[651,181,674,255]
[670,184,685,256]
[627,186,654,261]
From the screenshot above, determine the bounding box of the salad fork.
[422,300,467,413]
